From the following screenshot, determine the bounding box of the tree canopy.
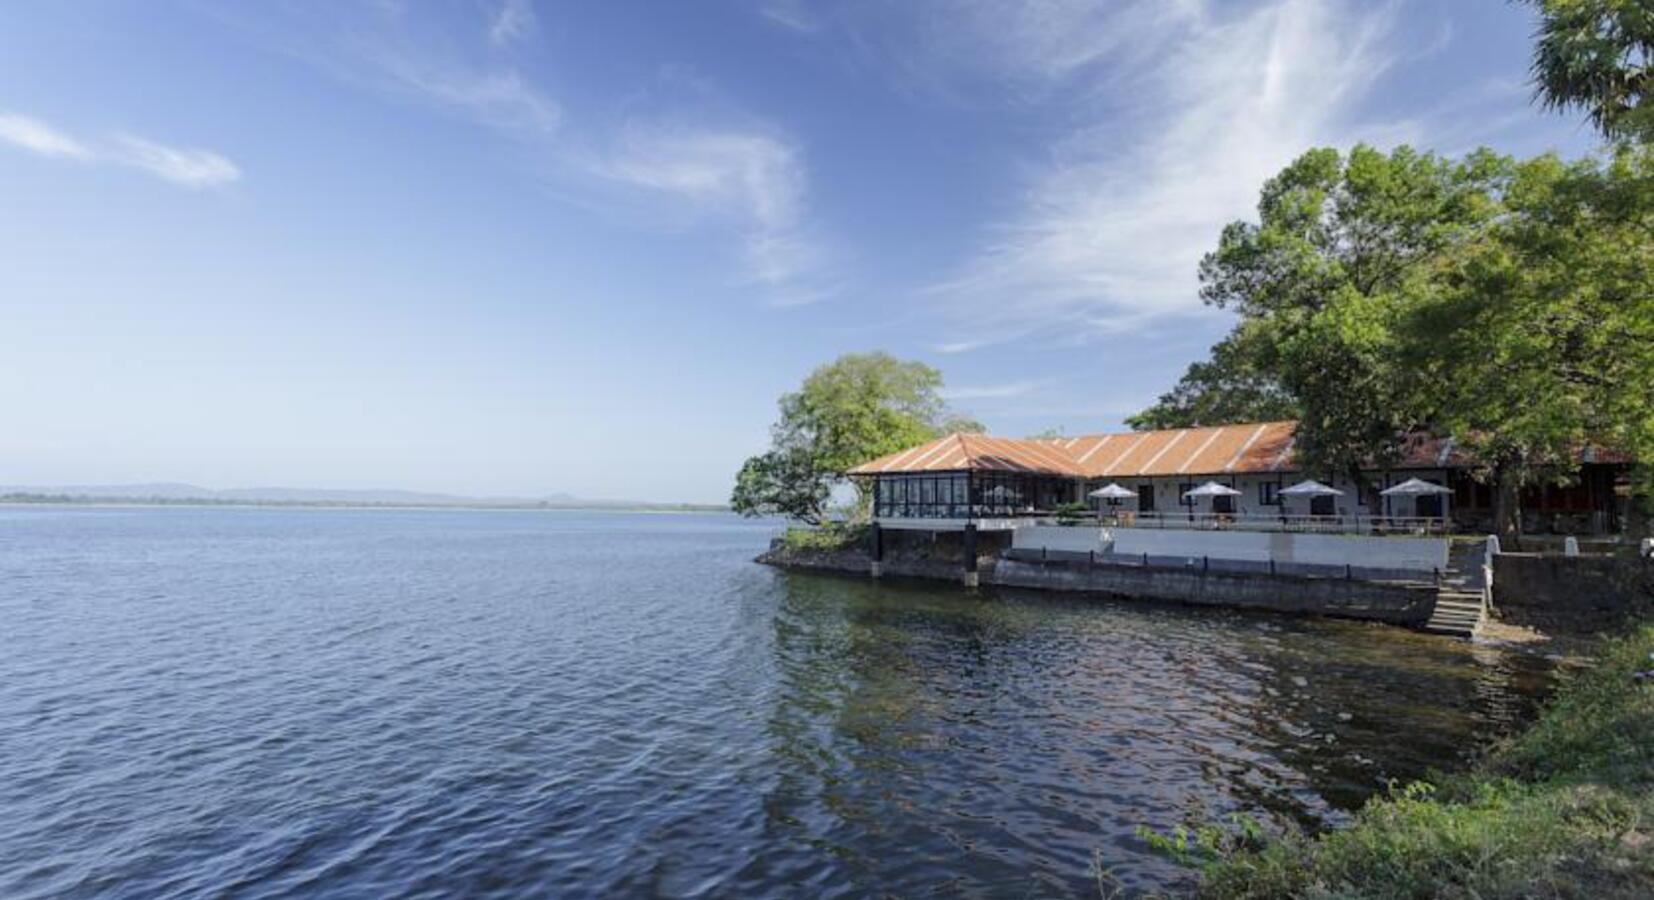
[1124,325,1297,430]
[1528,0,1654,144]
[1414,148,1654,530]
[1134,145,1512,479]
[731,352,981,523]
[1132,142,1654,536]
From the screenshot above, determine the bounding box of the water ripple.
[0,508,1552,898]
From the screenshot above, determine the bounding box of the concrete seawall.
[991,557,1433,625]
[758,540,1435,627]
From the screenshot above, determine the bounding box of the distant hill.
[0,483,726,512]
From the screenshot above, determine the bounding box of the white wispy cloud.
[589,123,835,292]
[0,113,92,160]
[939,380,1043,401]
[907,0,1407,349]
[909,0,1204,88]
[934,338,996,355]
[757,0,819,33]
[366,47,560,134]
[0,111,239,188]
[488,0,536,45]
[112,135,241,188]
[296,6,833,301]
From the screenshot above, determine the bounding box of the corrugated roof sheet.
[848,432,1081,476]
[846,421,1624,477]
[848,422,1305,477]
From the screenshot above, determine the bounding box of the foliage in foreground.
[1159,624,1654,899]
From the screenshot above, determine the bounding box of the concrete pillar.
[962,523,979,587]
[869,522,883,578]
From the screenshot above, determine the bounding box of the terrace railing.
[1000,546,1441,585]
[1076,511,1453,536]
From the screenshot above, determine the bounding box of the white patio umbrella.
[1182,481,1242,499]
[1088,482,1138,520]
[1380,477,1452,521]
[1278,479,1344,497]
[1182,480,1242,519]
[1379,477,1452,496]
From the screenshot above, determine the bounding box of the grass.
[1154,623,1654,899]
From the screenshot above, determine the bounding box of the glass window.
[1259,482,1280,506]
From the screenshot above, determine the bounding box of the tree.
[1126,325,1298,429]
[1135,145,1514,488]
[731,352,979,522]
[731,447,830,525]
[1409,148,1654,538]
[938,414,988,435]
[1528,0,1654,145]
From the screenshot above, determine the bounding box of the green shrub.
[781,523,868,554]
[1054,500,1091,526]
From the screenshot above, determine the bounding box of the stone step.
[1427,539,1493,638]
[1426,588,1487,637]
[1427,608,1483,622]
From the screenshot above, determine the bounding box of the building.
[848,421,1630,535]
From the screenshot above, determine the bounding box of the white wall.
[1011,525,1109,554]
[1012,524,1447,572]
[1107,528,1448,573]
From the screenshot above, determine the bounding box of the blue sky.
[1,1,1597,502]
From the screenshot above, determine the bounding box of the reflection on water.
[0,508,1551,898]
[758,575,1552,895]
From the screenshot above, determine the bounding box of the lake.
[0,507,1553,898]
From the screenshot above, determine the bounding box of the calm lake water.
[0,507,1553,898]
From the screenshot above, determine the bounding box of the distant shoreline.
[0,494,730,514]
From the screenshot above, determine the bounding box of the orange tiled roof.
[846,421,1516,478]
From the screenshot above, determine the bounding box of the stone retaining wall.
[991,557,1432,625]
[1492,553,1654,633]
[758,540,1433,626]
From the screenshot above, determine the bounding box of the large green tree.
[1135,145,1513,491]
[1528,0,1654,144]
[731,352,981,523]
[1526,0,1654,535]
[1123,324,1297,430]
[1137,143,1654,538]
[1411,148,1654,536]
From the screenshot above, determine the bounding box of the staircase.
[1425,538,1492,638]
